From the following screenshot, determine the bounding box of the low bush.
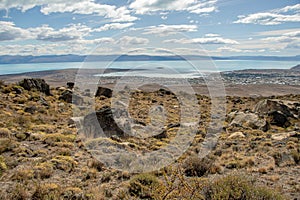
[183,156,213,177]
[129,173,161,199]
[0,155,7,177]
[51,155,77,172]
[32,183,61,200]
[203,175,285,200]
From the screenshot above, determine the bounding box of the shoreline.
[1,68,300,97]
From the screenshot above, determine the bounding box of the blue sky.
[0,0,299,56]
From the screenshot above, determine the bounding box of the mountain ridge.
[0,54,299,64]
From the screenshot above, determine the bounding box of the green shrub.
[183,156,213,177]
[51,156,77,172]
[0,138,18,153]
[32,183,61,200]
[291,149,300,164]
[203,175,285,200]
[0,155,7,177]
[129,173,160,199]
[13,168,34,181]
[43,133,76,146]
[34,162,54,179]
[0,128,11,138]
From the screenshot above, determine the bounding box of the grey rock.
[19,78,51,95]
[95,87,112,98]
[59,90,83,105]
[268,110,290,127]
[82,106,126,139]
[254,99,299,119]
[227,111,269,131]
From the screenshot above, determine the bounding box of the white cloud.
[0,0,138,22]
[205,33,220,37]
[284,30,300,37]
[286,43,300,49]
[129,0,217,15]
[275,3,300,13]
[164,37,239,45]
[0,0,78,12]
[234,4,300,25]
[117,36,149,46]
[188,6,216,14]
[257,28,300,36]
[94,23,134,32]
[32,24,92,42]
[142,24,198,36]
[161,16,167,20]
[0,21,93,42]
[41,2,138,22]
[262,35,299,43]
[0,21,31,41]
[260,29,300,50]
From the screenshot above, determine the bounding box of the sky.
[0,0,299,57]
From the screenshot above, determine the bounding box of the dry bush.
[202,175,285,200]
[183,156,214,177]
[0,155,7,177]
[32,183,61,200]
[0,128,11,138]
[51,155,77,172]
[129,173,161,199]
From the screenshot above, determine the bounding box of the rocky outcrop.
[271,131,299,141]
[227,111,269,131]
[254,99,299,118]
[95,87,112,98]
[290,64,300,71]
[268,110,290,128]
[253,99,299,127]
[19,78,51,95]
[59,90,83,105]
[67,82,75,89]
[82,106,126,138]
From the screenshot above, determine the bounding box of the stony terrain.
[0,78,299,199]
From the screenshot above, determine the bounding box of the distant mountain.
[0,54,299,64]
[212,55,300,61]
[291,64,300,71]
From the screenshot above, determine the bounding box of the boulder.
[254,99,299,119]
[271,131,297,141]
[19,78,51,95]
[24,106,36,114]
[227,111,269,131]
[95,87,112,98]
[67,82,75,89]
[82,106,126,138]
[158,88,173,96]
[68,117,84,128]
[228,131,245,139]
[59,90,83,105]
[268,110,290,128]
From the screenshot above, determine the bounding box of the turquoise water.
[0,60,299,77]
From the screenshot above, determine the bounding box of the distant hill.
[0,54,300,64]
[291,64,300,71]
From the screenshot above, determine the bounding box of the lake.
[0,60,298,78]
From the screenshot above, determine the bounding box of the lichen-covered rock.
[227,111,269,131]
[59,90,83,105]
[254,99,299,119]
[19,78,51,95]
[82,106,126,138]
